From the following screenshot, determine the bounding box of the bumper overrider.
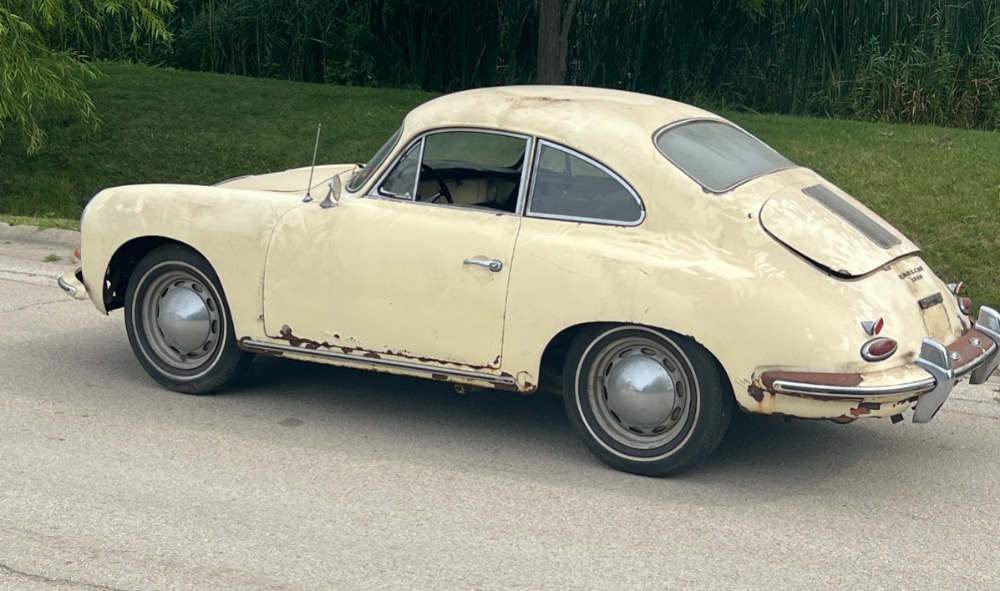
[751,306,1000,423]
[57,267,88,301]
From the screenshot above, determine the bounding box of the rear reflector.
[861,318,884,336]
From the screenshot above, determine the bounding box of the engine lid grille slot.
[802,184,901,249]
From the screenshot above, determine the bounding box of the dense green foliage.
[59,0,1000,129]
[0,0,173,153]
[1,64,997,304]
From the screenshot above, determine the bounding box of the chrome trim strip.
[241,340,517,385]
[410,137,427,200]
[771,378,935,398]
[514,136,537,216]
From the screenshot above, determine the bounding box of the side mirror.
[320,176,341,209]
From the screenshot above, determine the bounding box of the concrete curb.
[0,222,80,249]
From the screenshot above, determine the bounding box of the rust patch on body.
[269,326,499,370]
[278,324,330,350]
[747,383,766,402]
[849,401,882,416]
[946,328,993,368]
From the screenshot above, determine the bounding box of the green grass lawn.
[1,62,997,306]
[0,63,432,221]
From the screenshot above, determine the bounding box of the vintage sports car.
[59,86,1000,476]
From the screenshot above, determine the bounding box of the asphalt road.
[2,236,1000,591]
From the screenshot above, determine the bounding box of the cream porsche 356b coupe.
[59,86,1000,476]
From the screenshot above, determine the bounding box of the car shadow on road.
[228,356,913,487]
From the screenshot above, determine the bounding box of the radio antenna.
[303,123,322,203]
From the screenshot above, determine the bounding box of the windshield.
[655,120,795,193]
[347,126,403,192]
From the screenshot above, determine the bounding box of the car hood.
[215,164,357,194]
[758,181,919,277]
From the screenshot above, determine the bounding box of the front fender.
[80,184,308,339]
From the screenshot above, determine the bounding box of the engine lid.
[759,183,919,277]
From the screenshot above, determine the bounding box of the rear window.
[655,120,795,193]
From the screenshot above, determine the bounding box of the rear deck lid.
[759,183,919,277]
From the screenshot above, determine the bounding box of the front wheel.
[124,245,252,394]
[563,324,731,476]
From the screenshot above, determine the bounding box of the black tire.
[124,245,252,394]
[562,324,731,476]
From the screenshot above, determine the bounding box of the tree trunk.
[536,0,578,84]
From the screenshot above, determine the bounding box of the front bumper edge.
[57,268,88,301]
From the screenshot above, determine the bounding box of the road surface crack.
[0,562,130,591]
[0,298,67,316]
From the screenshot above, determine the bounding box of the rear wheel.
[124,245,252,394]
[562,324,731,476]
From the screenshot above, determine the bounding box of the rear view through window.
[655,120,795,193]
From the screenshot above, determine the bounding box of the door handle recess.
[463,257,503,272]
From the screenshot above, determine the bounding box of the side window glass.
[528,142,643,224]
[378,141,422,200]
[375,129,529,212]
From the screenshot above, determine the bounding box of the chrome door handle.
[463,257,503,272]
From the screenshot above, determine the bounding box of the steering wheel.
[420,163,453,204]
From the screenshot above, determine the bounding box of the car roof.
[403,86,721,149]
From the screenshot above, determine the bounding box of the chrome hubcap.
[587,335,693,449]
[159,287,211,353]
[606,355,676,429]
[141,269,221,370]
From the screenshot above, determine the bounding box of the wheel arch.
[537,321,734,400]
[103,236,205,312]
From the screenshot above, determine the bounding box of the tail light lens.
[861,337,898,362]
[959,297,972,315]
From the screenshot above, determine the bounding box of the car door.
[261,129,530,371]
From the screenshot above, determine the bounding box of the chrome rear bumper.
[757,306,1000,423]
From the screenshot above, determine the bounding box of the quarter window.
[527,142,643,225]
[348,126,402,193]
[378,143,422,200]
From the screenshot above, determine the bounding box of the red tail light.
[959,297,972,315]
[861,337,897,362]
